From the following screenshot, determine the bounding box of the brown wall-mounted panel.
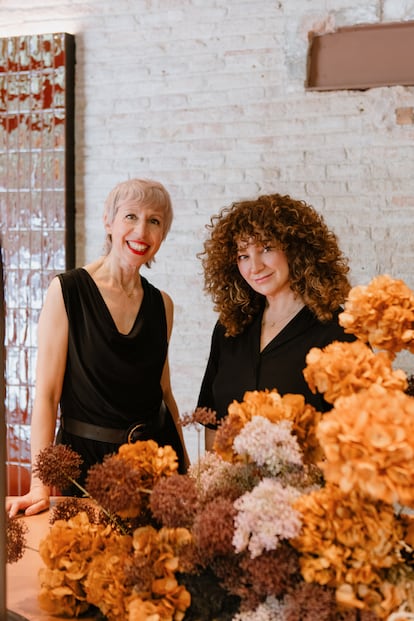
[306,21,414,91]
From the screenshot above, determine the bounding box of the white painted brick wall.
[2,0,414,461]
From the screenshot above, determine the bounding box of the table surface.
[6,498,95,621]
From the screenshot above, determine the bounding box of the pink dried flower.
[233,479,302,558]
[233,417,303,474]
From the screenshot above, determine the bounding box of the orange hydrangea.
[38,511,126,617]
[317,384,414,507]
[292,483,407,616]
[304,340,407,404]
[126,525,192,621]
[116,439,179,479]
[339,274,414,357]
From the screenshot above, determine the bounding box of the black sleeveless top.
[56,268,185,488]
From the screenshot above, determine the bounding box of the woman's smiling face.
[105,199,165,266]
[236,238,291,297]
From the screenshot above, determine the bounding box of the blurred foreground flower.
[339,274,414,357]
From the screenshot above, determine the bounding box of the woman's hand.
[6,485,50,517]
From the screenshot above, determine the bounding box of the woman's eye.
[237,254,248,261]
[263,245,273,252]
[150,218,161,225]
[125,213,136,220]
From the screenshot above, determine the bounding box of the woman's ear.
[103,213,112,235]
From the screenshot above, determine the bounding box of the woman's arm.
[160,292,190,470]
[7,277,68,516]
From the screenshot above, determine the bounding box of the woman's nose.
[250,254,264,272]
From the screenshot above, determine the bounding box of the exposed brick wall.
[2,0,414,460]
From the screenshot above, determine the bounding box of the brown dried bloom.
[86,455,146,518]
[317,384,414,506]
[214,389,322,464]
[181,406,218,428]
[304,340,407,404]
[33,444,82,489]
[292,483,406,613]
[339,275,414,357]
[49,498,99,525]
[150,473,199,527]
[6,514,28,564]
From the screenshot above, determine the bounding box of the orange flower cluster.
[213,389,322,463]
[304,340,408,404]
[38,511,125,617]
[117,439,179,479]
[292,483,406,617]
[125,525,192,621]
[339,274,414,357]
[39,510,193,621]
[316,384,414,507]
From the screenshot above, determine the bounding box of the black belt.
[61,403,166,444]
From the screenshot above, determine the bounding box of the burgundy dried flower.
[85,454,146,516]
[240,543,301,599]
[283,582,342,621]
[211,552,261,611]
[49,498,99,525]
[6,514,28,564]
[32,444,82,489]
[192,497,237,564]
[150,473,199,527]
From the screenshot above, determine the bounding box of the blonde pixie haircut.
[103,178,173,264]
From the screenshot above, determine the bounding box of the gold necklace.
[262,305,303,329]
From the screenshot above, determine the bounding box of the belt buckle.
[127,423,145,444]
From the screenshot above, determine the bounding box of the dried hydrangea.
[233,479,302,558]
[122,525,191,620]
[33,443,82,489]
[38,511,123,617]
[339,274,414,357]
[292,482,406,613]
[233,416,303,475]
[116,439,178,481]
[304,339,408,404]
[317,384,414,506]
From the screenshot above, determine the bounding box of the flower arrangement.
[7,274,414,621]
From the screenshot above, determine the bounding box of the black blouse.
[197,306,356,421]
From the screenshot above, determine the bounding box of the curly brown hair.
[199,194,351,336]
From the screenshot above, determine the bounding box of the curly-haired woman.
[197,193,356,450]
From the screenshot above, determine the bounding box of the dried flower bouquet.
[7,274,414,621]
